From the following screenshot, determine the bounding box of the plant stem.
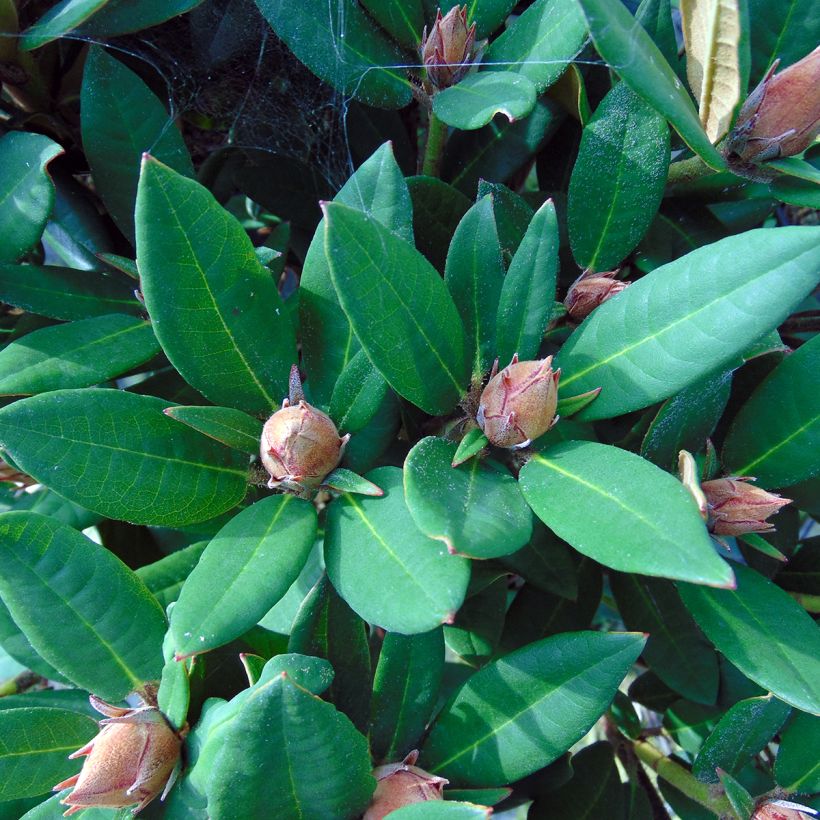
[422,112,448,178]
[666,155,718,187]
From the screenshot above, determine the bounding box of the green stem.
[666,154,718,187]
[422,112,448,178]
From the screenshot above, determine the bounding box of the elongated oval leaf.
[0,389,248,526]
[421,631,646,785]
[555,227,820,420]
[324,466,471,634]
[747,0,819,85]
[76,0,206,38]
[0,512,166,700]
[520,441,735,587]
[171,494,317,658]
[391,804,492,818]
[324,203,470,415]
[136,156,295,414]
[775,711,820,792]
[359,0,424,48]
[329,348,389,434]
[0,315,159,396]
[722,334,820,488]
[136,541,207,609]
[164,405,262,454]
[434,73,537,130]
[19,0,109,49]
[568,81,670,272]
[679,563,820,714]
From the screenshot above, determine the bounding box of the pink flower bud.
[564,269,630,321]
[700,476,791,537]
[55,697,184,816]
[363,751,448,820]
[752,798,818,820]
[421,6,477,90]
[477,355,560,448]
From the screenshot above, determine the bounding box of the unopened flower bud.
[565,269,629,321]
[260,399,348,491]
[701,476,791,537]
[363,751,448,820]
[725,46,820,174]
[421,6,476,90]
[477,355,560,448]
[55,696,183,816]
[752,798,818,820]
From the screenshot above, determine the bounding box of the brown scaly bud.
[477,354,560,448]
[55,696,184,816]
[564,269,630,321]
[725,46,820,176]
[363,750,448,820]
[421,6,476,91]
[752,798,819,820]
[700,476,791,537]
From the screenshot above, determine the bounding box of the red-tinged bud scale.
[477,355,560,448]
[363,751,448,820]
[752,798,819,820]
[565,269,630,321]
[701,476,791,536]
[421,5,476,90]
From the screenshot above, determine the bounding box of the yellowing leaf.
[681,0,742,143]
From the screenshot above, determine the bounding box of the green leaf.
[391,804,492,818]
[0,315,159,396]
[81,47,193,245]
[0,133,63,262]
[717,769,755,820]
[322,467,384,497]
[324,202,470,415]
[495,198,559,364]
[75,0,206,38]
[0,264,141,321]
[0,389,248,526]
[164,405,262,454]
[451,428,489,467]
[445,569,507,664]
[555,388,602,418]
[775,711,820,792]
[555,227,820,421]
[19,0,108,49]
[421,631,645,785]
[434,73,537,131]
[434,0,516,39]
[679,563,820,714]
[404,437,532,559]
[0,512,166,701]
[693,695,790,783]
[0,708,97,800]
[722,334,820,489]
[445,196,505,378]
[0,599,66,684]
[324,466,471,634]
[253,0,411,108]
[171,494,317,658]
[568,82,670,271]
[443,788,511,806]
[476,181,533,264]
[370,628,445,762]
[158,630,189,731]
[483,0,588,93]
[329,348,390,434]
[576,0,725,168]
[359,0,424,48]
[520,441,735,586]
[136,156,295,414]
[136,541,207,609]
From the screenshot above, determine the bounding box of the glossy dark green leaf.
[75,0,206,38]
[495,199,559,364]
[254,0,411,108]
[747,0,820,84]
[325,466,471,634]
[576,0,724,168]
[19,0,109,49]
[359,0,423,47]
[0,512,166,701]
[611,573,719,705]
[136,541,207,609]
[136,157,294,414]
[0,133,63,262]
[404,437,532,559]
[421,631,645,785]
[483,0,588,92]
[0,708,97,800]
[568,82,670,272]
[0,599,66,684]
[444,788,511,806]
[164,405,262,454]
[0,315,159,396]
[499,521,577,600]
[158,630,189,731]
[520,441,735,586]
[171,494,317,658]
[680,563,820,714]
[434,73,537,131]
[554,388,602,418]
[451,428,488,467]
[722,334,820,489]
[693,695,790,783]
[329,348,390,434]
[81,47,193,245]
[322,468,384,497]
[0,389,248,526]
[775,710,820,792]
[718,769,755,820]
[0,264,141,321]
[636,0,678,68]
[664,700,721,755]
[324,203,470,415]
[555,227,820,421]
[391,804,492,818]
[444,570,507,665]
[301,143,413,405]
[477,181,533,264]
[370,628,445,762]
[445,196,505,378]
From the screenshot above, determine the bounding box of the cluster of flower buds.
[700,476,791,536]
[477,355,560,448]
[564,269,630,321]
[725,46,820,177]
[363,751,448,819]
[421,5,476,91]
[55,695,184,816]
